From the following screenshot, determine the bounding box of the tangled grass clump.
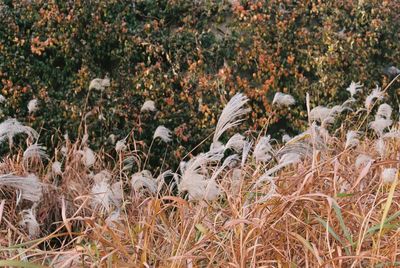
[0,76,399,267]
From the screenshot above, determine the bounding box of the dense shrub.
[0,0,399,169]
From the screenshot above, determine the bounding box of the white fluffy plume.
[309,101,352,127]
[0,174,43,203]
[131,170,158,194]
[346,81,363,97]
[23,143,48,162]
[365,86,384,110]
[140,100,157,112]
[381,168,397,184]
[78,147,96,168]
[52,161,62,175]
[225,133,246,152]
[19,207,40,238]
[91,179,112,212]
[115,139,127,153]
[28,99,39,114]
[89,78,110,91]
[375,138,386,157]
[345,131,361,149]
[212,93,250,145]
[253,136,273,162]
[178,152,223,201]
[153,125,172,143]
[0,94,6,103]
[0,119,38,146]
[376,103,392,120]
[91,170,122,212]
[369,118,392,136]
[272,92,295,106]
[355,154,373,169]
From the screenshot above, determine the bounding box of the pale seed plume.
[212,93,250,145]
[346,81,363,97]
[153,125,172,143]
[140,100,157,112]
[272,92,296,106]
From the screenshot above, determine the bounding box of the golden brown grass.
[0,132,399,267]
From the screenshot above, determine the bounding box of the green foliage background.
[0,0,399,169]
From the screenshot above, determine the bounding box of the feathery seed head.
[346,81,363,97]
[381,168,397,184]
[225,133,246,152]
[355,154,373,169]
[0,119,38,146]
[131,170,157,194]
[19,208,40,238]
[0,173,43,203]
[140,100,157,112]
[0,94,6,103]
[253,136,273,162]
[376,103,392,120]
[272,92,296,106]
[52,161,62,175]
[365,86,384,110]
[153,125,172,143]
[115,139,127,153]
[23,144,48,162]
[28,99,39,114]
[213,93,250,144]
[89,78,110,91]
[345,131,361,149]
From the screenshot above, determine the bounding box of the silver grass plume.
[272,92,296,106]
[346,81,363,97]
[375,138,386,158]
[253,136,273,162]
[369,118,392,136]
[153,125,172,143]
[131,170,158,194]
[52,161,62,175]
[0,119,38,146]
[0,173,43,203]
[0,94,6,103]
[115,139,127,153]
[91,170,122,213]
[282,134,292,143]
[140,100,157,112]
[91,179,112,212]
[382,168,398,184]
[77,147,96,168]
[212,93,250,145]
[345,131,361,149]
[369,103,393,137]
[355,154,373,169]
[253,174,276,204]
[19,207,40,238]
[241,140,252,167]
[210,154,239,182]
[365,85,384,110]
[383,130,400,139]
[89,78,110,91]
[23,143,48,162]
[178,151,223,201]
[376,103,392,120]
[309,100,352,127]
[28,99,39,114]
[225,133,246,152]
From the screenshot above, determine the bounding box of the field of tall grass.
[0,75,399,267]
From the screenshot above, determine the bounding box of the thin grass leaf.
[290,232,323,265]
[379,171,399,237]
[332,201,354,250]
